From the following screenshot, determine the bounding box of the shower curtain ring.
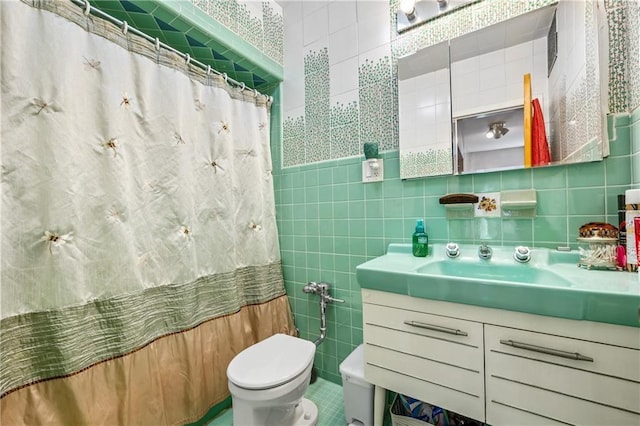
[84,0,91,16]
[239,82,245,92]
[207,65,211,75]
[122,21,128,35]
[222,73,228,83]
[253,89,259,97]
[155,37,160,51]
[185,53,191,64]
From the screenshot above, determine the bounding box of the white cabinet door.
[485,324,640,426]
[363,298,485,421]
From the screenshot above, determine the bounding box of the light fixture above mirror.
[396,0,478,33]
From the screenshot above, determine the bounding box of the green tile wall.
[273,115,632,384]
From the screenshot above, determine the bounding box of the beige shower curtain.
[0,1,294,424]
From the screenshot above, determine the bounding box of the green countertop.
[356,244,640,327]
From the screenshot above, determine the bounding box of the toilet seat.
[227,334,315,390]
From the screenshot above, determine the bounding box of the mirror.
[399,1,607,179]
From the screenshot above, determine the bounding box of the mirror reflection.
[398,41,453,177]
[398,1,607,179]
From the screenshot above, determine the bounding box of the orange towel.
[531,98,551,166]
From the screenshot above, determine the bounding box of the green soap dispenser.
[412,219,429,257]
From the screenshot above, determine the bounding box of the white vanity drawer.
[363,301,485,421]
[486,399,573,426]
[485,324,640,425]
[364,302,484,347]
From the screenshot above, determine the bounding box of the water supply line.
[302,282,345,346]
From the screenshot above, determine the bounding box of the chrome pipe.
[313,297,327,346]
[303,281,344,346]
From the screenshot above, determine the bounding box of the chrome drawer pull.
[404,320,468,336]
[500,339,594,362]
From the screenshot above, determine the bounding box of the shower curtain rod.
[69,0,273,102]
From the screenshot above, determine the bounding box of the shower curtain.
[0,1,294,424]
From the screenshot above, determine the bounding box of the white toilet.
[227,333,319,426]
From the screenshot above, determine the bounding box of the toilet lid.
[227,334,315,390]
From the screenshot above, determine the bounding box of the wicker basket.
[390,394,432,426]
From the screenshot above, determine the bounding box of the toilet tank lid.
[227,334,316,389]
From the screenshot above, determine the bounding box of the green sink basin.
[416,259,572,286]
[356,243,640,327]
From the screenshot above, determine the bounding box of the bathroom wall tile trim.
[189,0,284,66]
[92,0,284,89]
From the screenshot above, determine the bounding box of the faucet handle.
[445,242,460,258]
[514,246,531,263]
[478,242,493,259]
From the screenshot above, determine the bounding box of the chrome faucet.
[478,242,493,260]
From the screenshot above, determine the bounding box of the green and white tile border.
[400,148,454,179]
[283,50,396,167]
[606,0,629,112]
[190,0,283,66]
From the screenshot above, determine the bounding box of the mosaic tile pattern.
[282,56,398,168]
[191,0,284,66]
[197,0,237,33]
[331,101,361,158]
[400,149,453,179]
[628,0,640,112]
[548,0,605,163]
[236,3,263,53]
[606,0,629,113]
[283,115,306,167]
[263,2,285,68]
[359,56,398,153]
[305,48,331,163]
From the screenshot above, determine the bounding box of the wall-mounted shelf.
[501,189,537,218]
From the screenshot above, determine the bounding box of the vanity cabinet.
[485,324,640,425]
[362,290,640,426]
[363,302,485,421]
